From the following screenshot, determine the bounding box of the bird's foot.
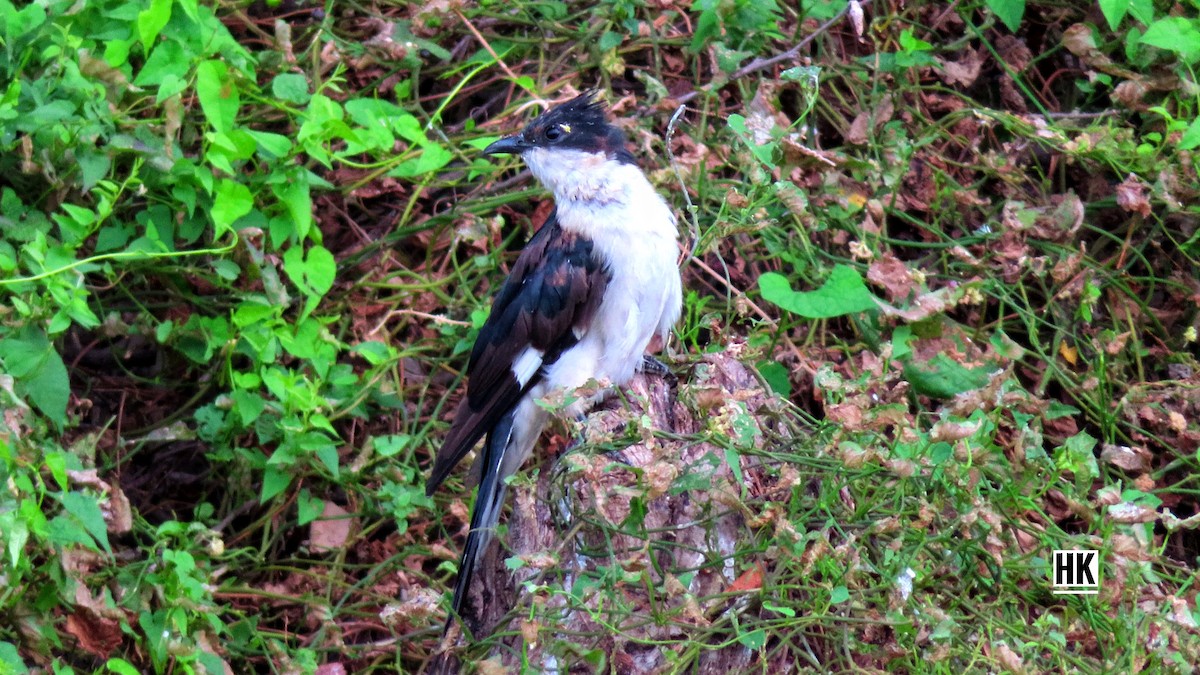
[639,354,676,384]
[564,411,590,450]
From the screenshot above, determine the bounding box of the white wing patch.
[511,346,545,386]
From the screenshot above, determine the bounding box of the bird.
[425,91,683,631]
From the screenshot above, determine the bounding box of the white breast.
[526,148,683,389]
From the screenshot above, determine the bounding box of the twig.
[453,8,522,84]
[687,255,773,325]
[675,0,874,105]
[665,105,701,265]
[372,309,470,338]
[1043,110,1121,119]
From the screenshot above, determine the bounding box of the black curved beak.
[483,134,528,156]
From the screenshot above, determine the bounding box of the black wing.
[426,212,609,495]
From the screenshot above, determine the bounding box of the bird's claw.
[639,354,672,378]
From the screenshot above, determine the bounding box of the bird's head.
[483,92,639,201]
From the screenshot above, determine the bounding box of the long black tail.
[448,408,515,623]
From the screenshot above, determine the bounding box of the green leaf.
[690,7,719,52]
[78,151,111,191]
[211,179,253,238]
[756,361,792,397]
[465,136,501,151]
[135,41,184,86]
[283,245,337,318]
[758,266,878,318]
[313,440,340,479]
[1054,431,1099,481]
[246,130,293,158]
[297,489,323,525]
[985,0,1024,32]
[762,601,795,617]
[599,30,623,51]
[197,650,227,675]
[3,513,28,569]
[156,73,187,103]
[727,113,777,168]
[232,389,265,425]
[1128,0,1155,25]
[930,617,956,641]
[274,178,313,242]
[898,29,933,52]
[59,491,112,553]
[1045,400,1080,420]
[308,413,337,437]
[195,60,240,133]
[829,585,850,603]
[272,73,311,105]
[137,0,172,48]
[736,627,765,650]
[0,642,29,673]
[231,301,277,327]
[106,658,141,675]
[1098,0,1128,30]
[388,145,454,178]
[44,452,69,491]
[47,514,96,549]
[0,326,70,428]
[901,353,994,399]
[713,43,753,73]
[352,341,393,365]
[261,466,290,502]
[724,447,743,485]
[1141,18,1200,64]
[212,259,240,280]
[1180,117,1200,150]
[374,435,410,458]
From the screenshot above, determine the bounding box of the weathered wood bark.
[439,352,789,674]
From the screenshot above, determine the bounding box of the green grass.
[1,0,1199,672]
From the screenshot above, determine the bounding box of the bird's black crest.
[531,90,609,132]
[519,91,636,164]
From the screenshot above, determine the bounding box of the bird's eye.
[544,126,564,141]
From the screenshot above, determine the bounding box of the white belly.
[547,196,681,389]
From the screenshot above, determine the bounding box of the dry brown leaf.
[930,418,983,442]
[873,287,955,322]
[105,483,133,535]
[64,610,122,660]
[1099,444,1151,472]
[310,502,355,552]
[848,0,865,36]
[938,49,984,87]
[866,253,916,301]
[381,587,443,626]
[996,35,1033,71]
[520,619,540,645]
[195,632,235,675]
[1036,192,1085,239]
[992,641,1027,674]
[1106,502,1159,524]
[1116,174,1152,217]
[826,402,865,431]
[725,563,765,594]
[846,96,895,145]
[1061,24,1136,80]
[476,658,508,675]
[1162,509,1200,531]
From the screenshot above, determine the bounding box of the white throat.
[521,147,678,242]
[522,147,639,206]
